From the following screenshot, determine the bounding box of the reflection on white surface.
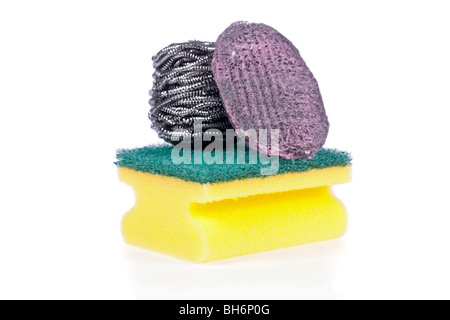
[123,240,345,300]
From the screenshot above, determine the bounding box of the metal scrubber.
[149,41,232,143]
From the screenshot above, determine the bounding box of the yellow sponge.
[118,165,351,263]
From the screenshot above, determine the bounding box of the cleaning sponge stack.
[116,21,352,262]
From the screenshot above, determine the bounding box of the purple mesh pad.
[212,22,329,159]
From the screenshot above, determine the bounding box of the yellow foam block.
[119,165,351,263]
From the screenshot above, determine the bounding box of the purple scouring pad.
[212,22,329,159]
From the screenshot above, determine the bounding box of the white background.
[1,0,449,300]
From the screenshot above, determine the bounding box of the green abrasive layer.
[115,145,352,184]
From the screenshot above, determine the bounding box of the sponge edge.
[118,165,350,263]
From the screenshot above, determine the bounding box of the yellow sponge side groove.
[191,187,347,262]
[119,169,207,261]
[118,167,349,263]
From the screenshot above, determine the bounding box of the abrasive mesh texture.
[149,41,233,143]
[212,22,329,159]
[115,145,351,184]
